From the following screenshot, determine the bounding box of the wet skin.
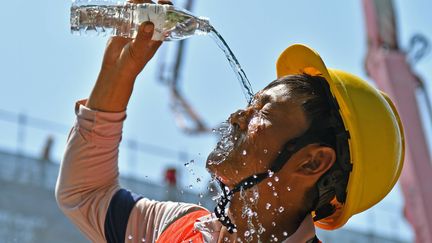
[206,83,309,186]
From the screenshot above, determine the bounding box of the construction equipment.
[363,0,432,242]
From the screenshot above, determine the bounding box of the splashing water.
[238,186,263,242]
[265,203,271,210]
[268,170,274,178]
[184,159,194,167]
[208,122,237,165]
[209,27,254,104]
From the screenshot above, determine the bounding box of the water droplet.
[267,181,273,187]
[273,192,278,197]
[199,193,204,198]
[188,185,193,189]
[180,190,184,194]
[283,232,288,236]
[212,128,216,133]
[235,170,239,174]
[287,186,291,191]
[128,235,133,240]
[272,222,276,227]
[242,150,247,156]
[268,170,274,177]
[142,238,146,242]
[278,207,284,213]
[274,237,278,242]
[266,203,271,210]
[184,160,194,167]
[253,174,257,178]
[244,230,250,237]
[264,149,268,154]
[196,177,201,183]
[274,176,279,182]
[258,223,266,234]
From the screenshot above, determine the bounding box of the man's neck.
[223,189,307,242]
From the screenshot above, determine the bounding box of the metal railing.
[0,108,189,160]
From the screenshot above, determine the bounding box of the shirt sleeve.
[55,100,207,243]
[55,100,125,243]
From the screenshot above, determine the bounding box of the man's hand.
[86,0,171,112]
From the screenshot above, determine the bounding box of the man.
[55,1,405,242]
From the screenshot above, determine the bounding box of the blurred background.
[0,0,431,242]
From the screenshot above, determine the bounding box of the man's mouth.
[207,122,241,166]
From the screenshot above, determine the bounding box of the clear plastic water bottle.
[70,0,212,41]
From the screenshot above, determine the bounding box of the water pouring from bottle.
[70,1,254,104]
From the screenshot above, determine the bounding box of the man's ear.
[297,146,336,176]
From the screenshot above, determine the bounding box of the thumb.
[122,21,162,74]
[130,21,162,53]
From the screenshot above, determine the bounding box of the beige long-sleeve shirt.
[55,100,317,243]
[55,100,206,243]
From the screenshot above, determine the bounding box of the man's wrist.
[86,70,136,112]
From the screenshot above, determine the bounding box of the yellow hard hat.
[276,44,405,230]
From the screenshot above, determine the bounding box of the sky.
[1,0,431,241]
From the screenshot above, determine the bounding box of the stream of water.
[208,27,255,104]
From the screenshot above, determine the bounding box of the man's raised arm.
[55,13,164,241]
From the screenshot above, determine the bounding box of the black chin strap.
[214,124,330,233]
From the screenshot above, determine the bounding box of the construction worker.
[55,1,405,242]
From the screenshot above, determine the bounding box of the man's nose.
[229,108,254,130]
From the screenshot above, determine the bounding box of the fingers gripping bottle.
[70,0,211,41]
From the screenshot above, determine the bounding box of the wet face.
[206,83,310,187]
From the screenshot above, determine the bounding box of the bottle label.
[134,4,167,41]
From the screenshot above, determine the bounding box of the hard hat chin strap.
[214,124,330,234]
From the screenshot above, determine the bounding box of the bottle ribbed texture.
[70,1,210,41]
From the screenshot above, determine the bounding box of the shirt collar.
[194,214,316,243]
